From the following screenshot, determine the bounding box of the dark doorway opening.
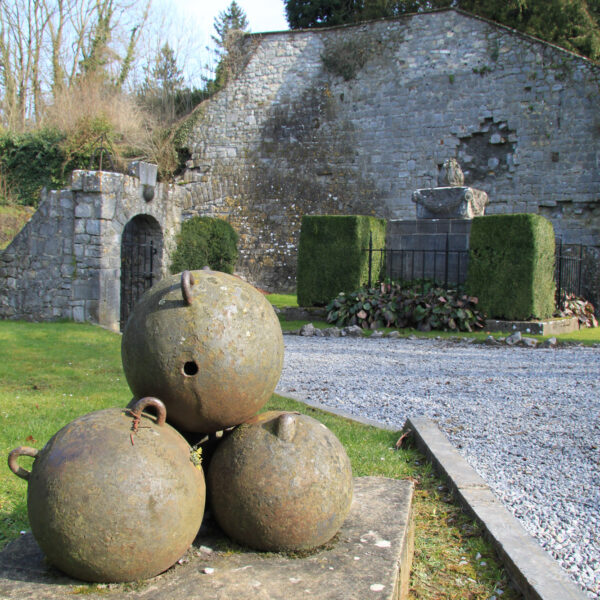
[120,215,162,330]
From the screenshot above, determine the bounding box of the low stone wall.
[0,170,186,331]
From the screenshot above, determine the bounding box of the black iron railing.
[364,235,590,307]
[555,239,584,300]
[364,233,469,289]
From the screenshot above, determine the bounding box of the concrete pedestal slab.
[0,477,414,600]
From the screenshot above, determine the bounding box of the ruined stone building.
[1,8,598,330]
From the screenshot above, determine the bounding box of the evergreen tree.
[212,1,250,55]
[141,43,185,123]
[207,1,250,92]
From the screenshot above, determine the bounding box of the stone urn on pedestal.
[412,159,488,219]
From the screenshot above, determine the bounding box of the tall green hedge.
[466,214,556,320]
[297,215,386,307]
[170,217,239,274]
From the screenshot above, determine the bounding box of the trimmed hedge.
[466,214,556,320]
[297,215,386,307]
[170,217,239,274]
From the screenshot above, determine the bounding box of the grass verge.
[265,293,298,309]
[0,321,521,599]
[268,296,600,345]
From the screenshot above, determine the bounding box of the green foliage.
[139,43,185,124]
[170,217,239,274]
[212,1,249,50]
[326,281,486,331]
[285,0,600,62]
[0,129,84,206]
[466,214,556,320]
[459,0,600,62]
[555,292,598,327]
[297,215,386,307]
[59,114,121,174]
[285,0,451,29]
[321,31,387,80]
[204,1,250,94]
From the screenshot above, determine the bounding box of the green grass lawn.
[0,321,521,599]
[265,293,298,309]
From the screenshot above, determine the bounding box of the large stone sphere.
[8,398,206,583]
[207,411,353,552]
[121,270,284,433]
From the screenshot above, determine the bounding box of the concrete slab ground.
[0,477,414,600]
[407,417,588,600]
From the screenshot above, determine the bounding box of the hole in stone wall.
[455,117,517,184]
[183,361,199,376]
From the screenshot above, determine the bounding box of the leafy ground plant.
[0,322,521,599]
[555,292,598,328]
[326,281,486,332]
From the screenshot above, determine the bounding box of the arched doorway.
[120,215,163,330]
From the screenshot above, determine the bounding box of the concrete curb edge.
[406,416,588,600]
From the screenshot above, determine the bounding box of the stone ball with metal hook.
[7,398,206,583]
[207,411,353,552]
[121,269,284,434]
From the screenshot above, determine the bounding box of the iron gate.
[120,227,158,330]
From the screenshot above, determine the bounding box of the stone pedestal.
[386,219,471,285]
[0,477,414,600]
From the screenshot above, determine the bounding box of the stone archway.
[120,215,163,330]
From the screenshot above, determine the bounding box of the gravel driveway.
[277,335,600,599]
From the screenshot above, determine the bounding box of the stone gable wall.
[183,9,600,291]
[1,9,599,328]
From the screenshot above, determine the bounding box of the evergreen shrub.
[0,129,81,206]
[466,214,556,320]
[170,217,238,274]
[297,215,386,307]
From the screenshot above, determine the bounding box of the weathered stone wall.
[183,8,600,291]
[0,170,186,331]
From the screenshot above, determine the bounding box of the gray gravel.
[276,336,600,599]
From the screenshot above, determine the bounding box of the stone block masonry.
[0,170,186,331]
[183,8,600,291]
[2,9,600,329]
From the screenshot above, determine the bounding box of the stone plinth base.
[0,477,414,600]
[386,219,471,285]
[485,317,580,336]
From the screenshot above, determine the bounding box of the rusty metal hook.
[181,271,195,306]
[129,397,167,426]
[8,446,39,480]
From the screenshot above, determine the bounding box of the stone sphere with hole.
[121,270,284,433]
[207,411,353,552]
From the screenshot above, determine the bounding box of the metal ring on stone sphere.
[181,270,195,306]
[129,397,167,426]
[8,446,39,480]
